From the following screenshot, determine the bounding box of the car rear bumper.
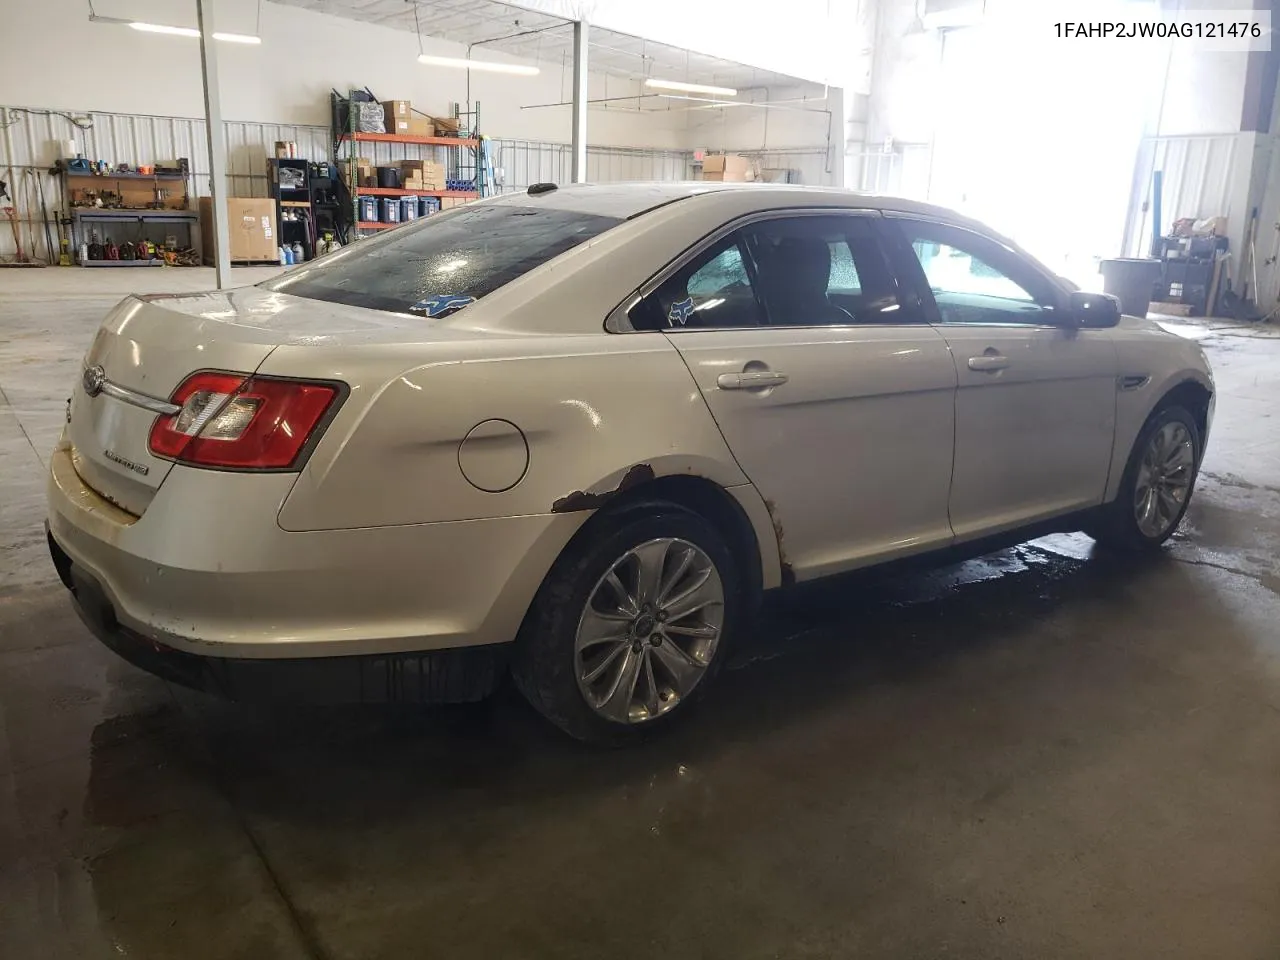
[49,527,505,702]
[47,443,586,663]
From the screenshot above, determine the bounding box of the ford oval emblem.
[82,365,106,398]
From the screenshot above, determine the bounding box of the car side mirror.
[1067,290,1121,328]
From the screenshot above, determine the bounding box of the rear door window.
[745,216,903,325]
[264,204,622,316]
[629,214,910,331]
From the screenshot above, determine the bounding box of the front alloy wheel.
[1092,403,1202,551]
[1133,420,1196,539]
[574,538,724,724]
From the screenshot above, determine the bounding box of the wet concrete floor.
[3,277,1280,959]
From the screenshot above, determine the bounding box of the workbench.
[72,208,199,266]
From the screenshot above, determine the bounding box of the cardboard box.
[406,116,435,137]
[402,160,445,189]
[702,154,749,174]
[344,157,373,183]
[199,197,277,264]
[702,154,752,181]
[432,115,461,135]
[383,99,411,123]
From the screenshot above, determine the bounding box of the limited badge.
[667,297,695,326]
[410,294,476,318]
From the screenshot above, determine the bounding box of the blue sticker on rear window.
[667,297,695,326]
[410,294,476,318]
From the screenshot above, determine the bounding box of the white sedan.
[47,183,1213,742]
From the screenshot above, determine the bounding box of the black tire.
[511,503,743,744]
[1092,404,1202,551]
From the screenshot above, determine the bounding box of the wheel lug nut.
[650,634,662,646]
[632,641,643,653]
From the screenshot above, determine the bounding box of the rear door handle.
[967,355,1010,373]
[717,371,789,390]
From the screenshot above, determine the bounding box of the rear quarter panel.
[267,334,751,531]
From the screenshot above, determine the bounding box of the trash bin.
[1098,258,1162,318]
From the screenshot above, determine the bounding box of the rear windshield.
[263,204,622,316]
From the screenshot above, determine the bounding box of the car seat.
[754,236,854,326]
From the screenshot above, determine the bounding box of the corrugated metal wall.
[730,147,835,186]
[852,145,932,197]
[0,104,694,261]
[1,104,332,261]
[1122,134,1242,258]
[488,139,692,191]
[1246,136,1280,315]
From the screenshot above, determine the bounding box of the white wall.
[1156,45,1250,136]
[865,0,1257,145]
[681,86,834,152]
[506,0,867,86]
[0,0,684,148]
[857,0,1268,286]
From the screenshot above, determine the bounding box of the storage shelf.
[71,208,197,222]
[80,259,166,267]
[356,221,403,230]
[355,187,478,198]
[340,132,479,148]
[66,170,188,180]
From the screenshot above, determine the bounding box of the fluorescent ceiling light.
[124,21,261,43]
[417,54,539,76]
[129,21,199,37]
[658,94,749,107]
[645,78,737,97]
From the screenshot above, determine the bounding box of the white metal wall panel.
[489,139,691,191]
[851,144,931,198]
[2,104,694,260]
[1122,134,1240,258]
[0,104,331,260]
[1246,136,1280,314]
[735,147,834,186]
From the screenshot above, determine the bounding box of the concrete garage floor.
[3,269,1280,959]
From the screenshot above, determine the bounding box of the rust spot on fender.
[763,498,795,585]
[551,463,656,513]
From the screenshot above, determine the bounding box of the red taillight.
[148,372,341,470]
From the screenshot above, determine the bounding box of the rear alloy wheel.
[1093,404,1201,550]
[513,507,741,743]
[574,537,724,724]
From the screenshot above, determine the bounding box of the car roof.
[488,181,982,231]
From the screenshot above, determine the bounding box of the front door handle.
[717,370,789,390]
[967,354,1010,373]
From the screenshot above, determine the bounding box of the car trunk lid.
[68,285,533,516]
[68,295,284,515]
